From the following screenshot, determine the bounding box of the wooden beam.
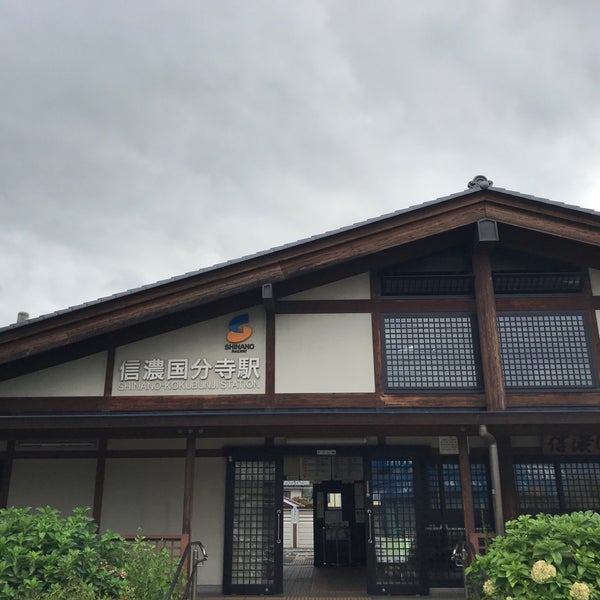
[92,439,106,526]
[472,247,506,411]
[496,435,518,522]
[182,435,195,540]
[458,436,475,538]
[0,440,14,508]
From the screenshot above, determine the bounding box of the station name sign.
[114,312,265,396]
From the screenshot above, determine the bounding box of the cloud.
[1,0,600,326]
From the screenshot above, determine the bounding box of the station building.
[1,175,600,595]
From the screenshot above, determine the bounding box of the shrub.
[0,507,182,600]
[120,536,182,600]
[0,506,126,600]
[466,511,600,600]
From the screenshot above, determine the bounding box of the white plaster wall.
[275,313,375,393]
[191,457,226,588]
[282,274,371,300]
[0,353,107,397]
[590,269,600,295]
[101,458,184,535]
[8,459,96,514]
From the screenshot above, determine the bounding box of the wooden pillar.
[496,435,518,522]
[182,435,196,546]
[458,435,475,538]
[0,440,15,508]
[472,247,506,411]
[92,439,107,527]
[265,307,276,407]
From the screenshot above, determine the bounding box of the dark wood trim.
[0,392,486,413]
[370,272,383,398]
[272,296,598,315]
[275,298,480,314]
[458,435,475,537]
[0,440,15,508]
[380,394,486,408]
[586,301,600,384]
[5,410,600,440]
[182,436,195,539]
[495,297,591,311]
[472,247,506,411]
[496,435,517,522]
[3,388,598,413]
[104,349,115,397]
[507,392,600,407]
[11,448,225,459]
[275,300,372,313]
[92,439,106,526]
[497,220,600,267]
[265,309,275,404]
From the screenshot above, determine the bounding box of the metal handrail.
[163,541,208,600]
[451,540,477,600]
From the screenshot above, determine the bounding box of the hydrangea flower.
[483,579,495,596]
[530,560,557,583]
[570,582,590,600]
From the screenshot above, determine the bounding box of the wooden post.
[0,440,15,508]
[496,435,518,522]
[472,247,506,411]
[458,435,475,539]
[182,435,196,548]
[92,439,107,527]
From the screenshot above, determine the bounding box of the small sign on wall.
[439,436,459,455]
[543,435,600,455]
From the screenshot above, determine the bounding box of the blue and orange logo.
[226,313,253,343]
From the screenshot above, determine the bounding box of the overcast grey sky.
[1,0,600,328]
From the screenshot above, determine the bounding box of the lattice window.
[427,465,441,510]
[381,274,474,296]
[493,272,584,294]
[515,461,600,515]
[371,460,418,586]
[382,315,481,391]
[560,463,600,511]
[230,461,276,586]
[514,463,560,513]
[498,313,595,389]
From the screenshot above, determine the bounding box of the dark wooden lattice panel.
[371,460,420,589]
[498,313,594,389]
[514,463,560,513]
[230,461,277,589]
[560,463,600,511]
[382,315,481,391]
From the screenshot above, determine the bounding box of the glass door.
[223,450,283,595]
[365,450,427,595]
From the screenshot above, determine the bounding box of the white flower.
[483,579,495,596]
[570,582,590,600]
[530,560,556,583]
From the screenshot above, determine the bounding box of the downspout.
[479,425,505,536]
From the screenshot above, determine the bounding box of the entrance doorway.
[313,481,365,567]
[282,455,367,596]
[223,446,465,596]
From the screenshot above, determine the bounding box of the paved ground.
[201,550,466,599]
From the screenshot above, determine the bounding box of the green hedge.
[0,507,180,600]
[466,511,600,600]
